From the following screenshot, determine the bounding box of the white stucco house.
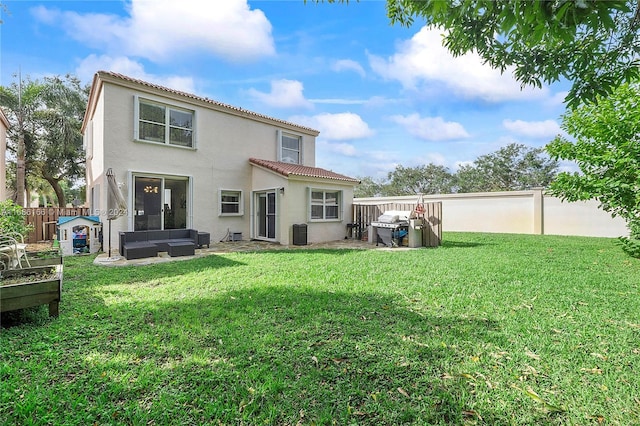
[82,71,359,253]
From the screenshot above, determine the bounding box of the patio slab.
[93,238,414,267]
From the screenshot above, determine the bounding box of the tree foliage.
[0,74,88,207]
[0,78,45,206]
[385,163,456,195]
[354,143,557,197]
[457,143,559,193]
[546,83,640,255]
[34,75,88,206]
[384,0,640,106]
[0,200,33,237]
[354,176,384,198]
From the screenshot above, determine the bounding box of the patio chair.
[0,251,11,270]
[0,232,31,269]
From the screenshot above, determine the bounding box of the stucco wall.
[250,168,354,245]
[355,190,629,238]
[286,177,354,245]
[542,197,628,237]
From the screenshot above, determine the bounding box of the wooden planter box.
[27,254,63,267]
[1,261,63,317]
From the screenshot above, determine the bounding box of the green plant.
[547,83,640,258]
[618,219,640,258]
[0,199,33,237]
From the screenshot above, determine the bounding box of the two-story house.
[82,71,359,253]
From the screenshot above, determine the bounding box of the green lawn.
[1,232,639,425]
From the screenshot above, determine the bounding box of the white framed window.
[310,189,341,221]
[134,96,195,148]
[219,189,243,216]
[277,130,303,164]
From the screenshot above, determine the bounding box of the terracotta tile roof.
[94,71,320,135]
[250,158,359,183]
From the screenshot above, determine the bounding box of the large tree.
[385,163,456,195]
[384,0,640,106]
[546,83,640,255]
[456,143,558,193]
[34,75,87,206]
[0,75,87,206]
[0,78,45,206]
[354,176,384,198]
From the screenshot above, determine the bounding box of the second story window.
[136,97,194,148]
[277,130,302,164]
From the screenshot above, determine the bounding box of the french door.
[133,176,189,231]
[255,191,277,239]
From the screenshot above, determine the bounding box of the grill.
[371,210,410,247]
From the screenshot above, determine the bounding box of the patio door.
[134,176,188,231]
[255,191,277,240]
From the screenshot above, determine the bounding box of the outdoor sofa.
[119,229,210,260]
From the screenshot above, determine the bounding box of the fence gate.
[23,207,92,243]
[351,201,442,247]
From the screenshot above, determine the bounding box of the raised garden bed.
[26,251,63,267]
[1,256,63,317]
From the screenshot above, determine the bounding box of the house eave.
[249,158,359,185]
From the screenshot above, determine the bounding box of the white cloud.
[76,54,196,93]
[415,152,447,167]
[502,119,562,139]
[391,113,469,141]
[547,91,569,107]
[453,160,474,171]
[369,26,548,102]
[308,98,368,105]
[332,59,365,77]
[317,140,358,157]
[288,112,374,140]
[32,0,275,63]
[557,160,579,173]
[309,96,403,106]
[246,79,313,109]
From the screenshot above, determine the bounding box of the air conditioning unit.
[230,232,242,242]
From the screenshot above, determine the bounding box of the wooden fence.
[23,207,92,243]
[351,201,442,247]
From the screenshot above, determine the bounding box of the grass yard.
[1,232,639,425]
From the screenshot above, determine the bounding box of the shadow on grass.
[4,282,514,425]
[251,247,372,256]
[440,240,493,249]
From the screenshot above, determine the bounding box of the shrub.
[0,200,33,237]
[618,219,640,259]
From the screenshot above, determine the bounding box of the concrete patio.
[92,238,415,267]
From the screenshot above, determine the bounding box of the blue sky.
[1,0,570,179]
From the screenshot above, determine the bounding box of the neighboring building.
[82,71,358,253]
[0,108,8,201]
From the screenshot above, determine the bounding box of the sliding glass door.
[255,191,276,239]
[134,176,188,231]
